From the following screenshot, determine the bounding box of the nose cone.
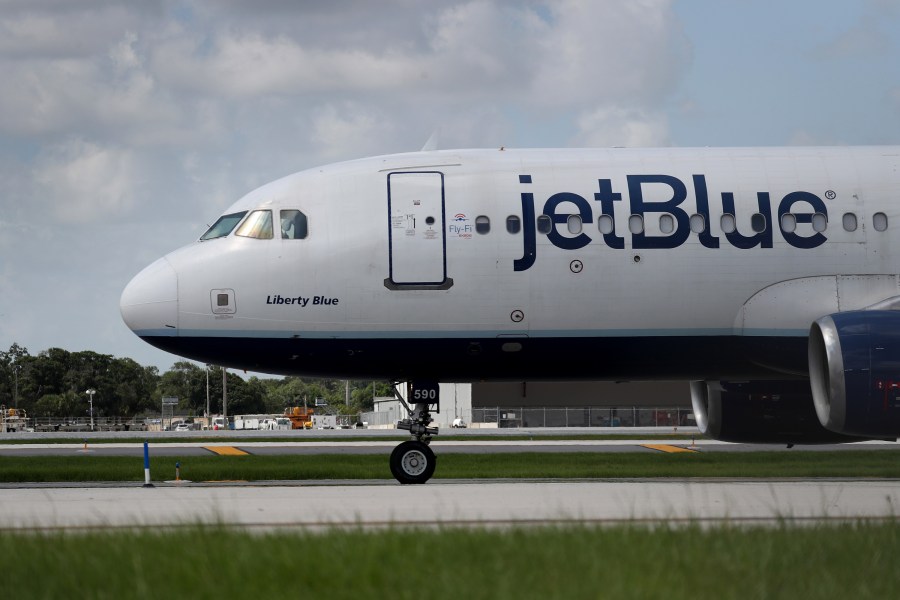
[120,257,178,335]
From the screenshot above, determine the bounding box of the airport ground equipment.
[0,407,29,433]
[284,406,314,430]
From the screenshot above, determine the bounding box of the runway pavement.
[1,437,898,456]
[1,479,898,530]
[3,429,899,530]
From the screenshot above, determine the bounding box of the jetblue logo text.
[514,174,828,272]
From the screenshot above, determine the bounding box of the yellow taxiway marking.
[641,444,697,453]
[204,446,250,456]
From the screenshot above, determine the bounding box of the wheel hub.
[401,450,427,476]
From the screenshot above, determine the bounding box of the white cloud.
[424,1,538,91]
[152,31,424,98]
[309,103,397,159]
[814,19,890,60]
[0,3,157,59]
[0,57,96,135]
[150,0,688,111]
[0,26,222,147]
[572,106,670,148]
[33,139,139,222]
[109,30,142,71]
[531,0,689,108]
[813,1,900,61]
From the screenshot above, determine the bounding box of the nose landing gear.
[392,381,440,484]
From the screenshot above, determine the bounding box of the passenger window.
[537,215,552,234]
[781,213,797,233]
[720,214,736,234]
[689,213,705,233]
[200,211,248,241]
[506,216,521,234]
[812,213,827,233]
[235,210,274,239]
[659,214,675,234]
[280,210,308,239]
[874,212,888,232]
[598,214,614,235]
[842,213,858,232]
[567,215,583,235]
[475,216,490,234]
[751,213,766,233]
[628,214,644,235]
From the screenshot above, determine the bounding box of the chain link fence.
[9,408,696,432]
[21,416,150,432]
[472,407,695,428]
[361,407,695,429]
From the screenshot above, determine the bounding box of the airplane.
[121,145,900,483]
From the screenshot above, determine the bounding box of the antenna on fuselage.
[421,128,441,152]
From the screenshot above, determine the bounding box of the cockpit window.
[200,211,248,241]
[235,210,274,239]
[281,210,308,239]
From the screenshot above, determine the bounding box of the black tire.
[389,440,436,484]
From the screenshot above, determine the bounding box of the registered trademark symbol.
[510,309,524,323]
[570,260,583,273]
[825,190,836,200]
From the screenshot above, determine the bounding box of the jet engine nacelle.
[809,311,900,438]
[690,380,863,444]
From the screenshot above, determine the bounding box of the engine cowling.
[809,310,900,438]
[690,380,863,444]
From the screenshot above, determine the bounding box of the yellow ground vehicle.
[283,406,314,429]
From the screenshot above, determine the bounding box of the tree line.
[0,344,393,419]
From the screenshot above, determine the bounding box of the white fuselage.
[121,146,900,380]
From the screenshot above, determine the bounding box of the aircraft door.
[387,171,449,287]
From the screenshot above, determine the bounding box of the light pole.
[222,367,228,428]
[206,364,210,422]
[85,388,96,431]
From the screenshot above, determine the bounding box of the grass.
[2,522,899,599]
[2,450,900,483]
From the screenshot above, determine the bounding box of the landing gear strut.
[392,381,440,484]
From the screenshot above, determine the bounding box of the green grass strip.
[2,522,899,599]
[2,450,900,482]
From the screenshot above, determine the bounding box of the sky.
[1,0,899,374]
